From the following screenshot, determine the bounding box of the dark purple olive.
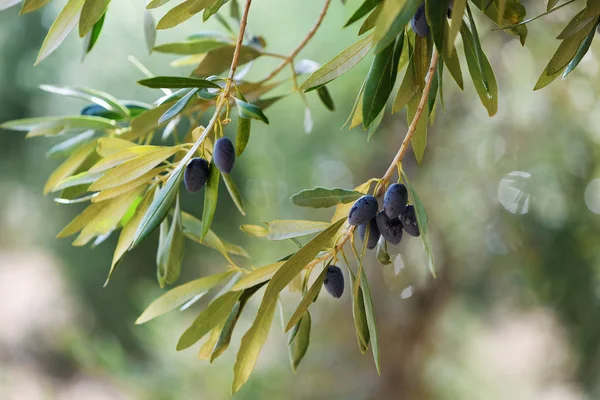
[184,157,210,193]
[400,205,420,237]
[383,183,408,219]
[358,217,380,250]
[213,137,235,174]
[411,4,430,37]
[447,0,453,18]
[323,265,344,298]
[376,211,403,245]
[348,195,378,226]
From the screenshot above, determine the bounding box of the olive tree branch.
[261,0,332,83]
[177,0,253,166]
[303,48,441,270]
[375,48,439,196]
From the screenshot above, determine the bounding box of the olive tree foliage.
[0,0,596,393]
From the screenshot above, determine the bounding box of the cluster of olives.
[348,183,420,250]
[183,137,235,192]
[410,2,454,38]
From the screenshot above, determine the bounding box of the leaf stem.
[261,0,332,83]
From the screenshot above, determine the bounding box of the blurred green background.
[2,0,600,399]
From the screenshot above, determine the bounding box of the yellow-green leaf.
[136,270,233,323]
[43,141,96,194]
[20,0,51,14]
[56,201,105,238]
[300,34,373,92]
[285,266,327,332]
[72,187,144,246]
[232,295,277,394]
[92,167,165,203]
[106,186,156,285]
[36,0,85,65]
[200,160,220,240]
[231,262,285,291]
[79,0,111,37]
[156,0,200,30]
[177,291,241,350]
[222,173,245,216]
[90,146,182,191]
[90,145,160,172]
[96,137,138,157]
[157,194,184,287]
[265,220,331,241]
[288,311,311,372]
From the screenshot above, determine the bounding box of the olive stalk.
[302,48,441,271]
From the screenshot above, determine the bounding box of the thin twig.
[224,0,253,95]
[376,48,439,196]
[261,0,332,82]
[303,48,441,270]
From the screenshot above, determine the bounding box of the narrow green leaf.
[222,173,245,216]
[211,281,267,362]
[345,0,381,27]
[36,0,85,65]
[177,291,241,350]
[153,39,230,55]
[460,24,498,116]
[39,84,129,118]
[234,98,269,124]
[346,264,370,352]
[158,88,199,124]
[200,161,220,240]
[290,187,362,208]
[235,116,251,156]
[288,312,311,372]
[285,266,327,332]
[79,0,110,37]
[392,53,419,113]
[408,93,428,163]
[83,11,105,55]
[299,34,373,92]
[130,166,182,249]
[358,264,380,374]
[136,271,232,324]
[156,0,198,29]
[157,194,185,287]
[231,261,285,291]
[44,141,97,194]
[401,171,435,277]
[181,211,237,264]
[316,86,335,111]
[19,0,51,14]
[562,19,599,78]
[358,3,382,35]
[448,0,467,53]
[0,115,116,132]
[232,295,277,394]
[193,45,261,77]
[265,220,331,241]
[373,0,420,53]
[426,0,450,55]
[138,76,221,90]
[46,130,96,159]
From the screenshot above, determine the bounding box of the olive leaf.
[300,34,373,92]
[290,187,363,208]
[136,270,233,324]
[288,311,311,371]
